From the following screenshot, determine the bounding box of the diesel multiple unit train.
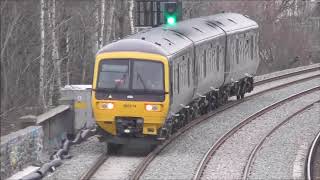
[92,13,259,151]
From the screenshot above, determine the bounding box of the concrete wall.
[60,85,95,131]
[37,105,74,151]
[0,126,43,180]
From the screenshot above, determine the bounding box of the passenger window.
[188,58,190,87]
[251,35,254,60]
[236,39,239,64]
[217,46,220,71]
[204,50,207,77]
[177,64,180,94]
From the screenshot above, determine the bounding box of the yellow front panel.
[92,51,170,136]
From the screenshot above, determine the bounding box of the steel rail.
[306,126,320,180]
[242,100,320,180]
[79,153,109,180]
[131,72,320,180]
[193,86,320,180]
[254,65,320,86]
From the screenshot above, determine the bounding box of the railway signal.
[164,2,181,26]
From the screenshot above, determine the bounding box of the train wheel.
[104,142,120,154]
[191,104,199,119]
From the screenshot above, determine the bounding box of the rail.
[130,69,320,180]
[193,86,320,180]
[306,128,320,180]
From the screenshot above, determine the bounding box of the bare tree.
[39,0,47,110]
[129,0,135,34]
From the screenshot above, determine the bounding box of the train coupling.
[157,127,169,141]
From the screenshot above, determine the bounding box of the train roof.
[205,13,259,33]
[98,13,258,57]
[97,39,169,56]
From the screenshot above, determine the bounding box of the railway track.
[80,153,108,180]
[131,68,319,179]
[243,101,319,180]
[193,86,320,180]
[81,66,319,180]
[254,65,319,86]
[306,129,320,180]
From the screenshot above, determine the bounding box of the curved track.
[131,69,320,179]
[193,86,320,180]
[82,66,319,180]
[306,130,320,180]
[242,101,319,180]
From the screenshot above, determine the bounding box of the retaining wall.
[0,126,43,180]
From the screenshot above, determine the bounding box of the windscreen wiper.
[137,72,147,90]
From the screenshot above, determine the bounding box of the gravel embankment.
[201,92,319,179]
[43,136,104,180]
[140,77,320,180]
[249,103,320,179]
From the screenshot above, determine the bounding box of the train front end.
[92,51,170,144]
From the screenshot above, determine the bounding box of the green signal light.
[167,16,176,25]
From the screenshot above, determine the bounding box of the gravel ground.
[254,63,319,82]
[43,136,104,180]
[140,77,320,180]
[248,103,320,179]
[201,92,320,179]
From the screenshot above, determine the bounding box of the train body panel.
[92,13,260,144]
[205,13,259,85]
[193,36,226,98]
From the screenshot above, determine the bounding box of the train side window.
[204,50,207,77]
[177,64,180,94]
[169,65,173,99]
[188,57,190,87]
[212,49,215,70]
[236,39,239,64]
[251,35,254,60]
[217,46,220,71]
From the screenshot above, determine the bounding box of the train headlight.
[99,102,114,110]
[145,104,161,112]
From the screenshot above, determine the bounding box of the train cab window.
[98,60,130,89]
[132,60,164,91]
[97,59,164,92]
[236,39,239,64]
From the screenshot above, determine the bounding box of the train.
[92,13,259,152]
